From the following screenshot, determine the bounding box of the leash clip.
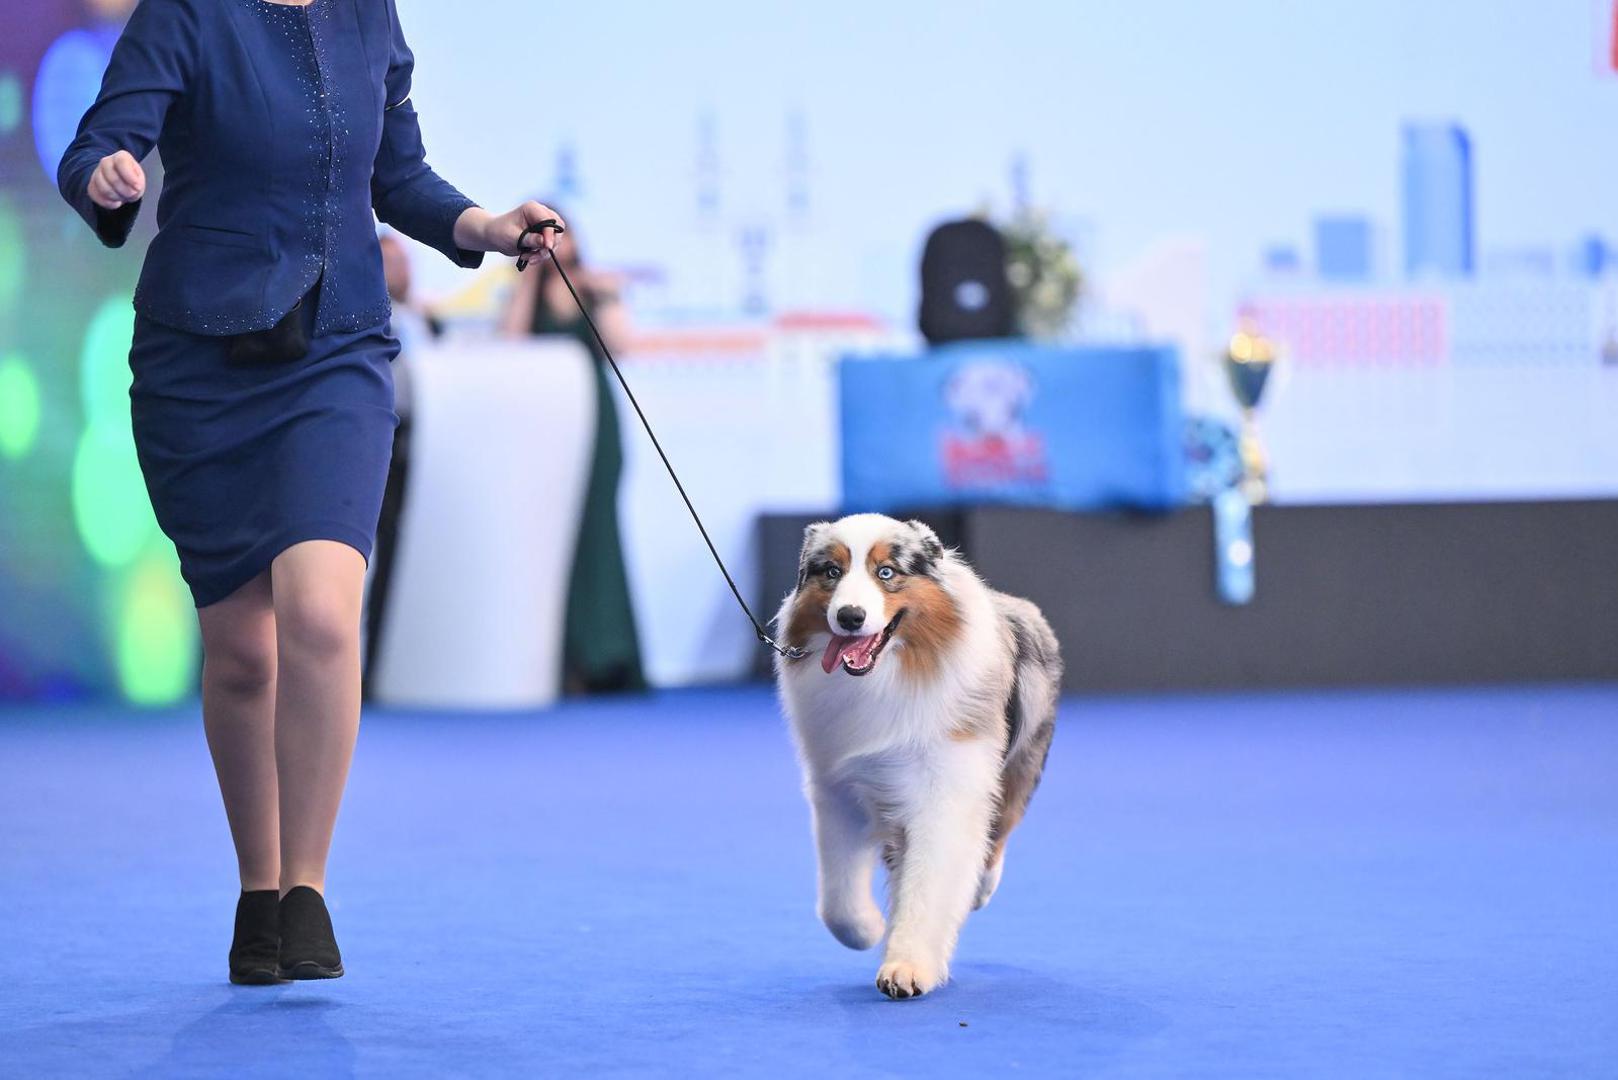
[759,629,809,661]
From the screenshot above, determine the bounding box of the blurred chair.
[918,218,1016,345]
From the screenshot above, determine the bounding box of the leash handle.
[516,221,809,662]
[514,217,564,272]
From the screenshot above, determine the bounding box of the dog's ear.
[904,519,944,560]
[902,519,945,574]
[797,522,832,587]
[800,521,831,553]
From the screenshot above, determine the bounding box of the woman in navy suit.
[59,0,561,984]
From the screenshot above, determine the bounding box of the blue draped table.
[839,342,1188,512]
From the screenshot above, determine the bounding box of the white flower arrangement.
[998,209,1083,340]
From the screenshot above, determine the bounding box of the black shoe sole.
[229,967,285,986]
[277,961,344,980]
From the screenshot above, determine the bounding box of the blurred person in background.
[378,229,443,357]
[58,0,563,984]
[362,231,440,693]
[502,215,646,694]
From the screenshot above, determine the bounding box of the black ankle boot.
[229,889,283,985]
[277,886,344,980]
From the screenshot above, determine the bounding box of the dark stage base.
[756,501,1618,691]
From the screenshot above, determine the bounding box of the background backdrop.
[3,0,1617,701]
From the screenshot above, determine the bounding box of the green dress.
[531,295,648,692]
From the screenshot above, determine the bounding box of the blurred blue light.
[31,27,118,186]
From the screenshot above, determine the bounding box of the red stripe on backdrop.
[1611,1,1618,71]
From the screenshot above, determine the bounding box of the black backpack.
[917,218,1015,345]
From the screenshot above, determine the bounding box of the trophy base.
[1238,421,1268,505]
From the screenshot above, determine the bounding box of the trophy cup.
[1222,323,1277,504]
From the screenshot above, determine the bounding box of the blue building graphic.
[1314,214,1373,282]
[1402,122,1474,280]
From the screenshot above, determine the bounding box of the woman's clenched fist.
[88,150,146,209]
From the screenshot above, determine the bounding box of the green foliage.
[999,208,1082,340]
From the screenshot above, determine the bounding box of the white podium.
[368,338,595,708]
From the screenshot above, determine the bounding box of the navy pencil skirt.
[128,297,400,608]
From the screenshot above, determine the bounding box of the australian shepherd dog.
[773,513,1061,999]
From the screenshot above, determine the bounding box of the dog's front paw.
[820,902,886,951]
[875,957,943,1000]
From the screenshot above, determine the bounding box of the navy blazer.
[59,0,483,336]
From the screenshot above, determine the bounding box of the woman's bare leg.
[197,571,280,892]
[270,539,367,895]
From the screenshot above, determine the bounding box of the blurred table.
[367,337,594,708]
[841,342,1188,512]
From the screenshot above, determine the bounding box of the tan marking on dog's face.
[786,541,850,649]
[865,542,911,590]
[829,529,964,680]
[893,572,964,681]
[861,540,907,625]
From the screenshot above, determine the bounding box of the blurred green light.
[0,353,41,460]
[0,73,20,135]
[0,197,21,313]
[72,422,156,567]
[116,554,197,705]
[80,295,135,427]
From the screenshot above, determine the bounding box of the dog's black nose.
[836,605,866,632]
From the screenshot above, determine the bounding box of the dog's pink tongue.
[822,634,877,674]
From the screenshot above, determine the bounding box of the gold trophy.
[1223,323,1277,504]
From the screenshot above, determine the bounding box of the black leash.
[517,220,808,661]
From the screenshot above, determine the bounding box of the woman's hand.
[454,201,566,259]
[88,150,146,209]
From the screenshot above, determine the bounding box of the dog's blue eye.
[826,566,842,580]
[877,566,895,580]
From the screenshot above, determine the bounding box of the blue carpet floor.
[1,684,1615,1078]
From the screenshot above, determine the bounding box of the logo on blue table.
[940,359,1049,489]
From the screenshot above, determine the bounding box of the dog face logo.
[940,359,1049,488]
[944,360,1031,438]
